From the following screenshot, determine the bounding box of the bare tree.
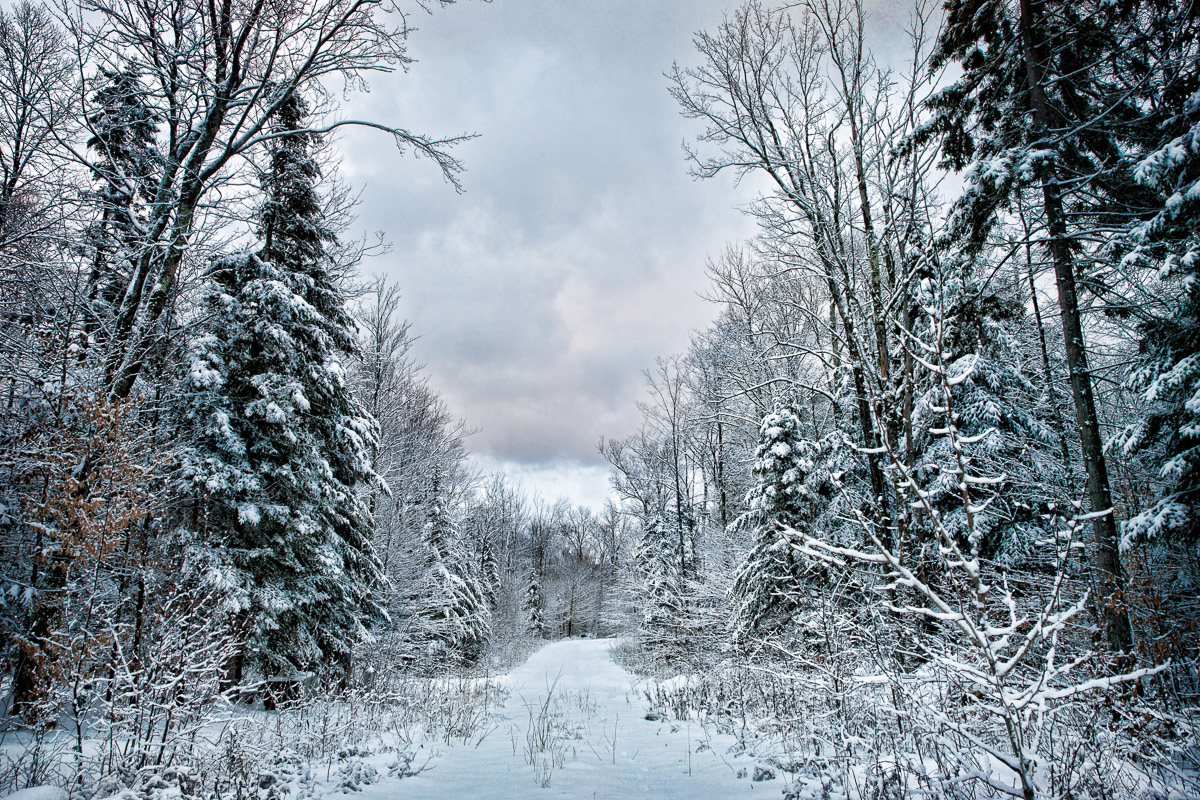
[0,1,75,254]
[58,0,474,399]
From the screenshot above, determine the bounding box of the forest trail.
[378,638,766,799]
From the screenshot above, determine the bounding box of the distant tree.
[525,572,545,638]
[351,277,476,659]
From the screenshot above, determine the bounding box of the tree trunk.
[1021,208,1074,472]
[1018,0,1133,657]
[221,649,245,700]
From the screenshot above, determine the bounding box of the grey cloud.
[334,0,767,502]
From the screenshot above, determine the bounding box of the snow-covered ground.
[366,638,769,799]
[2,639,790,799]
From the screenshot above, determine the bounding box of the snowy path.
[375,638,769,799]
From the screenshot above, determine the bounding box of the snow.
[5,788,69,800]
[238,503,261,527]
[360,638,766,799]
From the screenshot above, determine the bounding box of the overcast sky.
[335,0,775,509]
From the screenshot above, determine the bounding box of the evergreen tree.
[413,475,490,663]
[525,572,545,638]
[177,91,383,677]
[730,406,821,640]
[84,68,159,342]
[634,514,681,638]
[922,0,1143,653]
[460,502,501,611]
[1114,80,1200,546]
[907,272,1055,567]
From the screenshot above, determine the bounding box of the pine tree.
[177,91,383,677]
[525,572,545,638]
[84,68,159,343]
[730,406,821,640]
[1113,76,1200,546]
[634,514,681,639]
[413,475,490,663]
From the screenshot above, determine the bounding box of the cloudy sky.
[337,1,768,508]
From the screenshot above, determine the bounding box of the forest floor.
[369,637,773,799]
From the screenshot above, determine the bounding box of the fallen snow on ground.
[361,638,769,799]
[4,640,786,800]
[5,788,70,800]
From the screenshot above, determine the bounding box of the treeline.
[0,0,632,787]
[607,0,1199,794]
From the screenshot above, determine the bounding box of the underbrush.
[628,649,859,798]
[624,630,1200,800]
[0,668,509,800]
[607,637,661,677]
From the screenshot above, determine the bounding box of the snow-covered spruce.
[83,67,160,346]
[526,571,546,638]
[729,405,821,640]
[633,514,682,642]
[905,271,1057,568]
[1112,87,1200,548]
[176,91,383,678]
[407,472,491,664]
